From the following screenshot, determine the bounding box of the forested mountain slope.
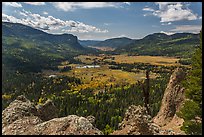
[93,37,134,48]
[115,33,199,58]
[2,22,85,72]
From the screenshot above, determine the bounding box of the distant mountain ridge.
[3,22,83,50]
[2,22,85,72]
[115,32,199,58]
[2,22,200,72]
[92,37,134,48]
[78,40,101,47]
[79,32,199,58]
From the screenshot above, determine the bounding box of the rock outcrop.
[111,105,160,135]
[2,95,39,129]
[153,68,186,129]
[2,96,103,135]
[32,115,103,135]
[36,99,58,121]
[112,68,186,135]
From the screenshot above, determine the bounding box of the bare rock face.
[153,68,186,127]
[33,115,103,135]
[36,99,58,121]
[2,116,43,135]
[2,95,38,129]
[112,68,186,135]
[86,115,96,124]
[111,105,160,135]
[111,105,179,135]
[2,95,103,135]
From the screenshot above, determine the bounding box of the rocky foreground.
[112,68,186,135]
[2,95,103,135]
[2,68,186,135]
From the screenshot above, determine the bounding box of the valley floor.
[42,54,184,93]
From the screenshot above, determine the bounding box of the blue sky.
[2,2,202,40]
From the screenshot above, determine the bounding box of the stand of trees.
[108,62,185,73]
[177,30,202,135]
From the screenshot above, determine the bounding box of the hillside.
[2,22,85,72]
[79,40,101,47]
[82,32,200,58]
[93,37,134,48]
[115,33,199,58]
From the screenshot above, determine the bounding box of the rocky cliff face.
[153,67,186,132]
[2,95,103,135]
[112,68,186,135]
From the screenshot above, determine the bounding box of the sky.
[2,2,202,40]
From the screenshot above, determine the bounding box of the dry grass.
[112,54,180,66]
[87,46,115,51]
[76,54,180,66]
[55,54,180,92]
[58,64,158,92]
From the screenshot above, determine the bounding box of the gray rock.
[33,115,103,135]
[36,99,58,121]
[2,116,42,135]
[2,95,103,135]
[112,105,159,135]
[86,115,95,124]
[2,95,38,128]
[153,68,186,126]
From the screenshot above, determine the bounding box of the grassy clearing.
[55,54,180,92]
[76,54,180,66]
[58,64,158,92]
[112,54,180,66]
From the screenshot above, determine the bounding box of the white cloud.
[19,11,27,17]
[161,22,172,25]
[123,2,131,5]
[24,2,45,6]
[160,25,202,35]
[3,2,22,8]
[2,13,23,23]
[142,7,154,12]
[52,2,122,11]
[160,31,175,35]
[2,10,108,34]
[170,25,202,33]
[117,34,128,38]
[153,2,198,22]
[43,11,48,15]
[155,2,179,10]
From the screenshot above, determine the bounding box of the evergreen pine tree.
[177,29,202,135]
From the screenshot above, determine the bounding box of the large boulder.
[86,115,96,124]
[2,95,103,135]
[2,95,38,129]
[36,99,58,121]
[111,105,160,135]
[2,116,42,135]
[32,115,103,135]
